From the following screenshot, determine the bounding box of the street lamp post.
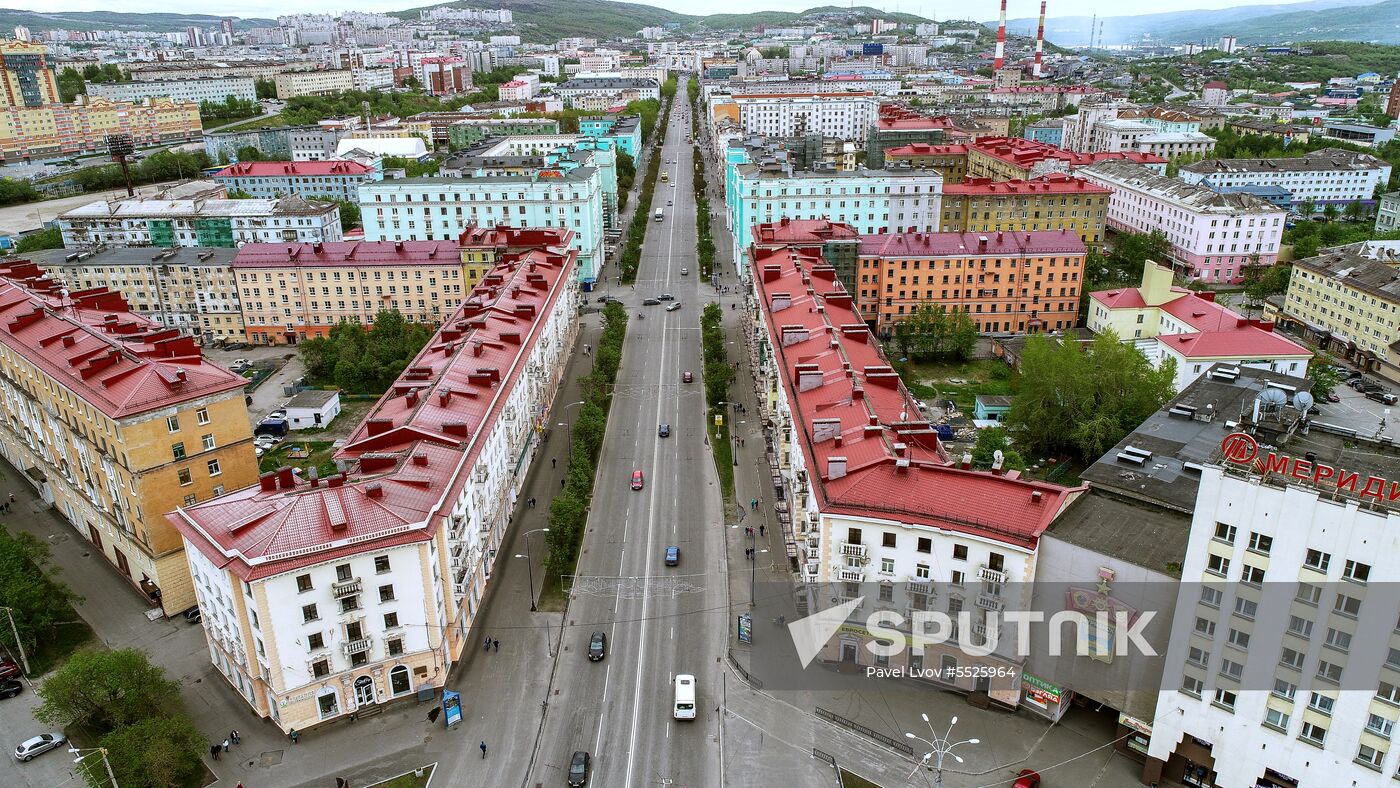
[0,606,30,676]
[515,528,550,612]
[558,400,586,446]
[70,746,119,788]
[904,714,980,788]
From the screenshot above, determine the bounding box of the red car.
[631,470,644,490]
[1013,769,1041,788]
[0,658,20,680]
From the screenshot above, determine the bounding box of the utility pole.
[0,607,29,675]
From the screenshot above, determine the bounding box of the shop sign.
[1222,432,1400,500]
[1118,713,1152,736]
[1021,673,1062,703]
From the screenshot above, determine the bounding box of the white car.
[14,733,65,761]
[231,358,251,368]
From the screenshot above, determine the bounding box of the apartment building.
[725,142,943,276]
[1377,191,1400,232]
[443,136,618,230]
[1078,160,1285,283]
[446,117,562,149]
[358,169,606,285]
[883,143,969,184]
[938,175,1110,248]
[1181,149,1392,209]
[205,126,297,162]
[748,242,1081,708]
[1284,244,1400,382]
[1151,424,1400,788]
[967,138,1168,181]
[578,115,642,158]
[716,91,881,142]
[213,160,381,201]
[0,261,257,617]
[85,76,257,106]
[856,229,1086,335]
[274,70,355,99]
[169,233,579,732]
[1089,263,1311,391]
[59,194,343,249]
[419,57,472,96]
[29,247,243,344]
[555,77,659,107]
[863,106,954,169]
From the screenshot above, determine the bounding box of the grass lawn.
[27,619,96,676]
[838,770,884,788]
[906,358,1013,416]
[259,440,338,477]
[366,765,434,788]
[536,570,569,612]
[707,415,736,506]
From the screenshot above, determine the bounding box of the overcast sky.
[16,0,1330,23]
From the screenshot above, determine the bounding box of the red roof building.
[939,174,1110,247]
[968,137,1168,180]
[212,159,378,201]
[168,233,578,731]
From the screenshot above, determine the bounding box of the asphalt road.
[527,93,730,788]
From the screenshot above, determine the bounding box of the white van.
[673,674,696,720]
[654,208,664,222]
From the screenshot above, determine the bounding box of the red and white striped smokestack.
[994,0,1007,70]
[1033,1,1046,78]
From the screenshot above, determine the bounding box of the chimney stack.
[1034,1,1047,79]
[994,0,1008,70]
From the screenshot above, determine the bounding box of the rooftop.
[970,137,1167,169]
[943,174,1110,197]
[1079,160,1283,214]
[859,230,1087,258]
[1292,245,1400,307]
[751,218,859,247]
[284,389,339,409]
[752,242,1080,550]
[559,77,659,90]
[884,143,968,157]
[1044,491,1191,577]
[60,194,334,220]
[214,160,373,177]
[27,246,237,270]
[0,260,246,420]
[1182,147,1389,175]
[232,241,463,269]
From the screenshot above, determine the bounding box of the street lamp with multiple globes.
[904,714,979,788]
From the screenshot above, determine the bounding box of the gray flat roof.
[284,389,339,409]
[1046,491,1191,577]
[28,246,238,268]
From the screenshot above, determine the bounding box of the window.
[196,407,209,425]
[1228,629,1250,649]
[388,639,405,658]
[1344,560,1371,583]
[1234,596,1257,619]
[202,433,215,451]
[1213,688,1237,709]
[951,570,965,586]
[183,493,197,506]
[1367,713,1395,738]
[1325,628,1352,652]
[1296,582,1321,605]
[1265,707,1290,731]
[207,459,221,477]
[1305,549,1331,572]
[1334,594,1362,617]
[880,558,894,574]
[916,537,932,554]
[1188,646,1210,666]
[1287,616,1313,638]
[336,564,352,582]
[1241,565,1265,585]
[952,544,968,561]
[1247,532,1272,554]
[915,564,930,580]
[882,532,896,548]
[1195,617,1217,637]
[1182,674,1204,697]
[172,442,186,460]
[1380,681,1400,705]
[177,468,192,486]
[383,612,399,629]
[1308,692,1335,714]
[374,555,390,574]
[308,632,324,651]
[1300,721,1327,745]
[1220,658,1244,680]
[1357,744,1384,768]
[1214,522,1236,544]
[379,584,394,602]
[302,604,318,623]
[167,415,180,432]
[340,596,359,613]
[1207,554,1230,576]
[1201,586,1223,608]
[312,659,330,678]
[1273,678,1297,700]
[296,574,313,592]
[1280,647,1306,669]
[1317,660,1343,683]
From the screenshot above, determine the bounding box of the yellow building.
[0,261,257,616]
[1284,245,1400,382]
[274,70,355,99]
[883,143,969,184]
[0,95,201,164]
[938,174,1110,248]
[0,39,60,107]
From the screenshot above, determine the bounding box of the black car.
[642,298,661,306]
[568,750,591,786]
[588,631,606,661]
[657,294,675,301]
[658,423,671,438]
[0,679,22,699]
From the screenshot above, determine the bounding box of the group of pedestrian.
[1,492,14,514]
[526,496,537,509]
[749,498,759,510]
[744,548,755,560]
[482,636,500,652]
[209,730,241,761]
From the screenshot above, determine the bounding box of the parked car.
[0,679,21,699]
[658,423,671,438]
[1367,390,1398,405]
[631,470,644,490]
[665,546,680,566]
[0,658,19,680]
[657,294,674,301]
[680,268,689,276]
[1327,392,1341,402]
[13,732,66,762]
[183,607,202,624]
[1013,770,1041,788]
[231,358,251,368]
[587,631,606,661]
[268,409,287,421]
[567,750,591,786]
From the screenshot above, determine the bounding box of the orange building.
[855,229,1087,335]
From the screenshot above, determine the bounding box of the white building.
[282,389,341,430]
[1181,149,1392,208]
[555,77,659,107]
[718,91,881,142]
[1151,434,1400,788]
[170,235,579,733]
[59,195,343,249]
[85,76,256,105]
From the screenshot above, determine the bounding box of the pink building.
[1078,159,1285,284]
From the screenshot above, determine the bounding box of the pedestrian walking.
[745,526,753,536]
[222,738,230,753]
[552,457,557,469]
[230,729,240,745]
[480,741,488,759]
[493,639,500,652]
[484,635,491,651]
[290,729,299,744]
[760,524,766,537]
[210,744,221,761]
[7,493,13,504]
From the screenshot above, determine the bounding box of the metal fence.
[726,649,763,690]
[812,748,844,788]
[815,706,915,756]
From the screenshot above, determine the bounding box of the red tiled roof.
[0,261,247,420]
[943,174,1110,196]
[170,229,578,580]
[751,218,859,247]
[859,230,1087,258]
[885,143,967,156]
[751,242,1080,550]
[1160,328,1309,358]
[232,240,462,269]
[214,160,372,177]
[1091,284,1309,358]
[971,137,1167,168]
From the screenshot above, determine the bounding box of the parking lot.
[1314,375,1399,437]
[0,681,81,788]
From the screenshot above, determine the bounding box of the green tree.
[329,198,361,232]
[616,150,636,192]
[574,402,608,461]
[235,145,264,163]
[57,67,86,102]
[255,78,277,100]
[1306,354,1343,398]
[35,649,180,730]
[1005,332,1177,462]
[1323,202,1339,221]
[970,427,1025,471]
[1244,262,1293,305]
[0,177,39,207]
[15,227,62,254]
[0,528,81,659]
[95,715,206,788]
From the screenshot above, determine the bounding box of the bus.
[654,208,664,222]
[673,674,696,720]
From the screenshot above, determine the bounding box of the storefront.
[1254,767,1298,788]
[1161,734,1218,788]
[1019,673,1070,722]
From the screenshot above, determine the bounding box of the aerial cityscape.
[2,0,1400,786]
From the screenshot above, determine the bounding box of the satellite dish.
[1259,388,1287,407]
[1293,391,1315,413]
[994,449,1005,464]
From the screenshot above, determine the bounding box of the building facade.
[446,117,562,149]
[556,77,659,107]
[60,195,343,249]
[856,230,1086,334]
[938,175,1109,248]
[1079,160,1286,283]
[0,261,257,617]
[578,115,642,158]
[0,94,201,164]
[213,160,381,201]
[1181,149,1392,209]
[1283,244,1400,382]
[720,91,881,142]
[274,70,355,99]
[85,76,257,106]
[169,234,579,732]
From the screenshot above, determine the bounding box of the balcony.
[976,592,1004,612]
[803,562,820,582]
[838,568,865,583]
[332,578,362,599]
[840,542,867,559]
[342,637,372,656]
[806,535,820,551]
[907,580,933,596]
[978,566,1007,585]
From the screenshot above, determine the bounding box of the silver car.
[14,733,66,761]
